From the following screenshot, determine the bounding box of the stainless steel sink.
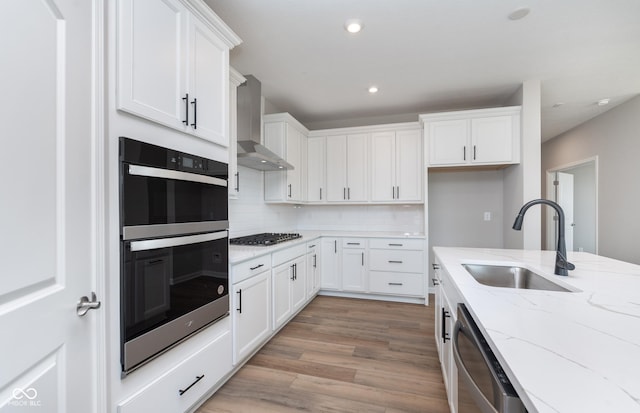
[462,264,571,292]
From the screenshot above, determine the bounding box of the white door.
[290,256,307,312]
[1,0,97,411]
[189,15,228,146]
[272,263,293,330]
[396,130,423,201]
[341,249,367,292]
[471,116,513,164]
[428,119,468,165]
[117,0,187,130]
[286,126,302,201]
[320,239,341,290]
[307,138,325,202]
[556,172,575,252]
[232,271,271,364]
[346,134,368,202]
[325,136,348,202]
[370,132,396,202]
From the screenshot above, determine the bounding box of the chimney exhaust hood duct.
[236,75,293,171]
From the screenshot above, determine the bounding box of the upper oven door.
[121,163,228,239]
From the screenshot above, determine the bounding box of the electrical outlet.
[484,212,491,221]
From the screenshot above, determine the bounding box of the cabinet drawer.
[272,243,306,266]
[342,238,367,249]
[232,255,271,284]
[118,327,232,413]
[369,238,425,250]
[369,250,424,273]
[369,272,424,296]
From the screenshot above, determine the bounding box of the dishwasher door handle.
[452,321,499,413]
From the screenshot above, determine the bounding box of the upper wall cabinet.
[264,113,309,203]
[117,0,240,147]
[325,134,368,202]
[420,106,521,168]
[370,129,423,202]
[307,137,325,202]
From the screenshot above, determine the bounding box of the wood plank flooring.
[197,295,448,413]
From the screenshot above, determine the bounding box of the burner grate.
[230,233,301,246]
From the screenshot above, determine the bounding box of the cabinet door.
[320,238,341,290]
[370,132,396,202]
[471,116,513,164]
[396,129,423,201]
[117,0,187,130]
[307,137,325,202]
[325,136,348,201]
[306,245,320,298]
[428,119,469,165]
[189,15,228,146]
[272,262,292,330]
[286,125,302,201]
[232,271,271,364]
[264,122,287,201]
[342,249,367,292]
[291,256,307,312]
[346,133,368,201]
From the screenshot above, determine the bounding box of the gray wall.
[542,95,640,264]
[570,163,597,253]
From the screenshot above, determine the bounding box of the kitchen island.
[433,247,640,413]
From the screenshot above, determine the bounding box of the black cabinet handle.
[442,308,451,343]
[432,279,440,286]
[388,282,403,286]
[343,187,346,200]
[334,240,337,253]
[348,187,351,200]
[236,289,242,313]
[347,242,360,245]
[320,188,322,200]
[291,264,295,280]
[388,260,403,264]
[294,263,297,280]
[288,184,292,198]
[473,145,476,160]
[250,264,264,271]
[432,263,440,270]
[235,172,239,192]
[308,244,316,248]
[313,254,317,268]
[396,186,399,199]
[463,146,466,161]
[388,243,403,247]
[392,186,395,199]
[190,98,197,129]
[179,375,204,396]
[361,252,364,266]
[182,93,189,125]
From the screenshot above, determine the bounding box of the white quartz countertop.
[433,247,640,413]
[229,230,425,264]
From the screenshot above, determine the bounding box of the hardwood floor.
[197,295,449,413]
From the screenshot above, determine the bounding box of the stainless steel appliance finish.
[453,304,526,413]
[462,264,571,292]
[230,232,302,246]
[119,137,230,375]
[236,75,294,171]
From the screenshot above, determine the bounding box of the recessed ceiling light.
[345,19,363,33]
[508,8,530,20]
[260,160,267,163]
[597,98,610,106]
[368,86,379,94]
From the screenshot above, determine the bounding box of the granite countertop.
[433,247,640,413]
[229,230,425,264]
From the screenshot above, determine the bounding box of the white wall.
[542,95,640,264]
[229,166,299,236]
[296,204,424,233]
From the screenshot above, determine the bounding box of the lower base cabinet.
[272,245,307,330]
[232,270,271,365]
[117,321,232,413]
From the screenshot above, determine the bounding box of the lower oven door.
[121,230,229,374]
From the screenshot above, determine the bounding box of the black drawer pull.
[388,243,403,247]
[250,264,264,271]
[347,242,360,245]
[308,244,316,248]
[388,260,403,264]
[179,375,204,396]
[388,282,403,286]
[432,279,440,286]
[432,263,440,270]
[236,289,242,313]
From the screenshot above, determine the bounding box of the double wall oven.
[119,137,229,375]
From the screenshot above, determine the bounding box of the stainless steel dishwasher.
[453,304,527,413]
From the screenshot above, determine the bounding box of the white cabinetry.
[421,107,521,168]
[341,238,368,292]
[370,129,422,202]
[228,68,245,198]
[307,137,326,202]
[117,321,232,413]
[368,238,425,297]
[306,241,321,298]
[272,245,307,330]
[325,134,368,202]
[117,0,239,146]
[231,256,271,365]
[320,238,341,290]
[264,113,309,203]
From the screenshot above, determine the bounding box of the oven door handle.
[452,320,499,413]
[130,230,228,252]
[128,164,227,188]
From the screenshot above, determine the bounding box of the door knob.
[76,292,101,316]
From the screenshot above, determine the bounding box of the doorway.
[545,157,598,254]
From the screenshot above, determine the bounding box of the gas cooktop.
[230,233,302,246]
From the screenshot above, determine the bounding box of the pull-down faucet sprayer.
[512,199,575,276]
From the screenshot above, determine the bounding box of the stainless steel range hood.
[236,75,293,171]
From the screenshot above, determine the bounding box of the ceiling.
[205,0,640,141]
